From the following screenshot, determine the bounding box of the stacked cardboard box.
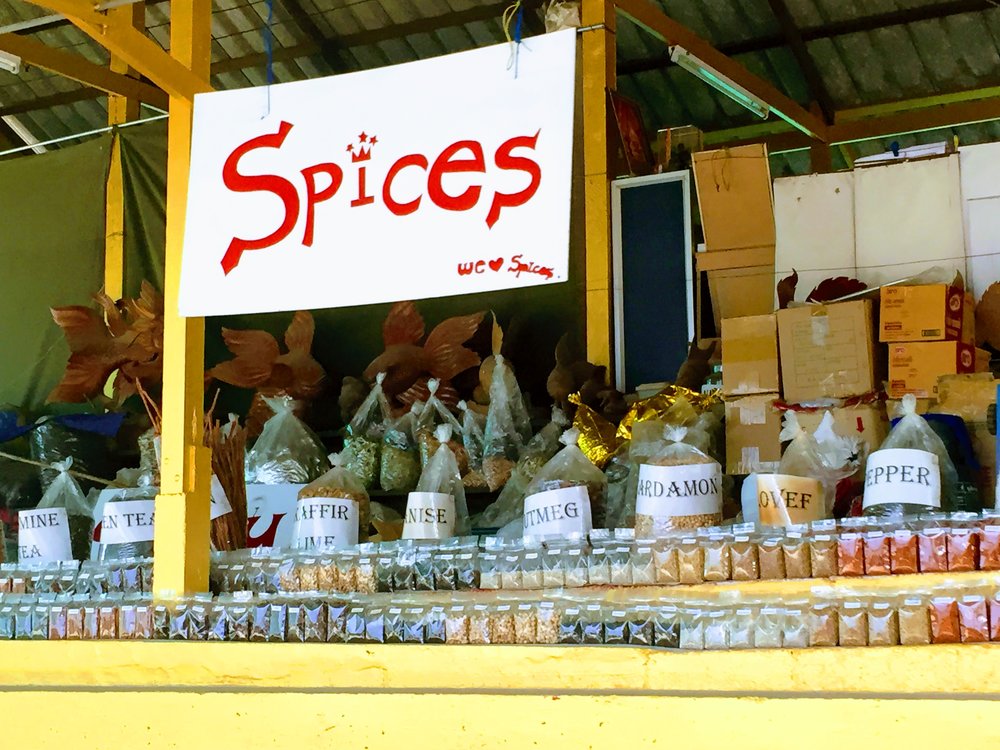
[881,284,976,399]
[721,314,782,474]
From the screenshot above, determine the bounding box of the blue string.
[265,0,275,86]
[513,4,524,78]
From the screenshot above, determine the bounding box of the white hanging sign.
[100,498,156,545]
[18,507,73,564]
[179,30,577,317]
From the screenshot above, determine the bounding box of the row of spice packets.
[0,585,996,648]
[210,511,1000,596]
[0,558,153,597]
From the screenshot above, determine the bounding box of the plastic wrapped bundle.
[482,355,531,491]
[379,408,421,493]
[635,426,722,536]
[246,396,329,484]
[521,428,607,537]
[403,425,470,540]
[342,373,391,489]
[475,407,569,528]
[757,412,857,526]
[295,453,370,550]
[415,380,466,472]
[864,394,959,517]
[458,401,488,491]
[30,415,120,494]
[23,458,94,562]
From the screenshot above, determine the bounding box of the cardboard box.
[977,348,992,373]
[879,284,964,342]
[725,394,782,475]
[776,300,879,404]
[935,374,997,503]
[692,144,775,252]
[887,341,976,398]
[697,245,775,333]
[963,291,976,346]
[721,314,779,396]
[795,405,889,469]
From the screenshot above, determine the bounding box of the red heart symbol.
[489,257,504,272]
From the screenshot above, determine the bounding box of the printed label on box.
[756,474,825,525]
[523,485,592,537]
[18,507,72,563]
[863,448,940,509]
[293,496,359,550]
[402,492,456,540]
[636,463,722,517]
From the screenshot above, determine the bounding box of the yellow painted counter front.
[3,641,1000,747]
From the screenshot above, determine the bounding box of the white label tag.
[246,483,304,548]
[863,448,940,509]
[210,475,233,520]
[635,463,722,517]
[402,492,455,539]
[18,507,72,563]
[522,485,592,537]
[756,474,826,525]
[101,498,156,544]
[293,496,359,550]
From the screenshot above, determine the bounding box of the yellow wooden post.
[104,4,144,302]
[154,0,213,597]
[581,0,615,372]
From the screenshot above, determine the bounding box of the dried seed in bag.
[402,608,426,644]
[863,532,891,576]
[703,535,731,582]
[604,608,628,645]
[837,533,865,577]
[588,546,611,586]
[303,600,327,642]
[930,597,960,644]
[490,605,516,644]
[947,529,979,572]
[730,537,759,581]
[809,534,838,578]
[426,606,447,644]
[958,596,989,643]
[758,539,786,580]
[891,529,919,575]
[536,603,559,644]
[867,602,898,647]
[838,603,867,647]
[445,606,471,644]
[514,604,537,644]
[327,600,348,643]
[729,608,754,650]
[677,538,705,585]
[754,607,783,649]
[919,528,948,573]
[558,606,583,644]
[898,598,931,645]
[582,604,604,644]
[654,543,680,585]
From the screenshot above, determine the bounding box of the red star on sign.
[358,132,369,143]
[370,135,378,145]
[346,143,354,152]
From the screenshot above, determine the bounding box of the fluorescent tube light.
[670,46,769,120]
[0,51,21,75]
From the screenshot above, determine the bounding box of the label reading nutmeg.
[293,496,359,550]
[522,485,592,537]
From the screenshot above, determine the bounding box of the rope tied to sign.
[261,0,275,117]
[503,1,527,77]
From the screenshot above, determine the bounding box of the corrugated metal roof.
[0,0,997,171]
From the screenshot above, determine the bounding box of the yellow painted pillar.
[154,0,213,597]
[581,0,616,372]
[104,4,144,302]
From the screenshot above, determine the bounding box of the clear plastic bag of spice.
[458,401,488,491]
[379,408,421,493]
[246,396,329,484]
[403,424,470,540]
[520,428,606,538]
[477,407,569,528]
[295,454,370,550]
[864,395,959,518]
[635,426,723,537]
[415,380,466,471]
[482,355,532,491]
[343,372,391,490]
[28,458,95,562]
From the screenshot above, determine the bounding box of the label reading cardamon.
[402,492,455,540]
[522,485,592,537]
[635,463,722,518]
[756,474,825,526]
[863,448,940,510]
[293,496,359,550]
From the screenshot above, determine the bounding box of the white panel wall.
[960,142,1000,300]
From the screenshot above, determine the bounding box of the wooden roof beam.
[764,0,834,123]
[25,0,210,100]
[614,0,827,139]
[0,32,167,109]
[706,89,1000,152]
